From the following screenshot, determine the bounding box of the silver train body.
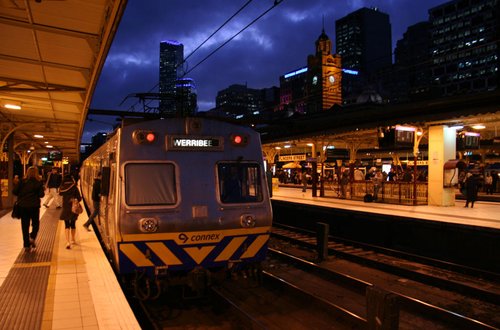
[80,117,272,297]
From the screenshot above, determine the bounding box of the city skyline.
[84,0,448,142]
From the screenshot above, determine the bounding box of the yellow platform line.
[41,221,62,330]
[12,262,51,268]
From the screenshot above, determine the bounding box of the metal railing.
[323,181,428,205]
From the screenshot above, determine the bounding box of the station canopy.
[0,0,127,163]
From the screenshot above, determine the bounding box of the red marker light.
[132,130,156,144]
[230,134,248,146]
[146,132,155,143]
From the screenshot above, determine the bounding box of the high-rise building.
[159,40,184,114]
[279,67,308,114]
[392,21,432,101]
[215,84,262,119]
[429,0,498,96]
[213,84,279,119]
[175,78,197,116]
[335,7,392,102]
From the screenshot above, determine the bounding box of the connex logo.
[178,233,188,244]
[178,232,221,244]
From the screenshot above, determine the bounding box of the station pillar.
[428,125,456,206]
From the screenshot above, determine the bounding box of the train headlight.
[240,214,256,228]
[139,218,159,233]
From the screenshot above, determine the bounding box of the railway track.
[131,223,499,329]
[269,223,500,329]
[135,272,363,329]
[272,223,500,303]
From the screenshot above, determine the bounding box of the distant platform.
[272,186,500,230]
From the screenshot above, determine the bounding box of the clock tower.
[307,28,342,112]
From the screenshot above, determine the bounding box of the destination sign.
[167,135,224,151]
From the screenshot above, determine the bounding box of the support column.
[428,125,456,206]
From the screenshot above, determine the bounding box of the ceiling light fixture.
[2,100,22,110]
[471,124,485,130]
[34,134,44,138]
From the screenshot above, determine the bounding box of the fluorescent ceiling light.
[2,100,22,110]
[395,125,416,132]
[471,124,485,129]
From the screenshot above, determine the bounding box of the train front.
[116,117,272,298]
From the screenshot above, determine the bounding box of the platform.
[0,198,140,329]
[272,186,500,230]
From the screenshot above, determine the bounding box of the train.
[80,117,273,299]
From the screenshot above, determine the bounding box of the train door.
[107,161,118,261]
[100,158,117,255]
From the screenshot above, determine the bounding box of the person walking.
[266,168,273,198]
[83,172,101,231]
[12,166,45,252]
[301,170,309,193]
[59,174,82,249]
[464,173,479,208]
[484,172,493,195]
[491,170,498,193]
[43,167,62,208]
[372,169,383,201]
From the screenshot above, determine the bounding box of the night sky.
[84,0,446,142]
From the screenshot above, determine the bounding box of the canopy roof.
[0,0,127,163]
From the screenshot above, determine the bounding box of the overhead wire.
[182,0,285,77]
[122,0,284,109]
[183,0,254,64]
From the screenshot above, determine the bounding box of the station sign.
[404,160,429,166]
[279,154,306,162]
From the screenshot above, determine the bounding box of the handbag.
[71,198,83,215]
[11,201,21,219]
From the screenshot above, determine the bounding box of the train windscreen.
[125,163,177,206]
[218,163,263,203]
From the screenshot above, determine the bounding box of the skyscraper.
[215,84,263,118]
[175,78,197,116]
[429,0,498,96]
[393,21,432,101]
[335,7,392,101]
[159,40,184,114]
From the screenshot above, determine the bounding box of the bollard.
[366,286,399,330]
[316,222,329,261]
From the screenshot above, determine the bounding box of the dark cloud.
[86,0,445,141]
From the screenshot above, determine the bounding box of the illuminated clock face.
[329,75,335,84]
[312,76,318,85]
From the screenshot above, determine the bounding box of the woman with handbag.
[12,166,45,252]
[59,174,82,249]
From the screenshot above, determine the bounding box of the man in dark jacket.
[83,172,101,231]
[13,166,45,251]
[465,173,480,208]
[43,167,62,208]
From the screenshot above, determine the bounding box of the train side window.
[125,163,177,206]
[218,163,262,204]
